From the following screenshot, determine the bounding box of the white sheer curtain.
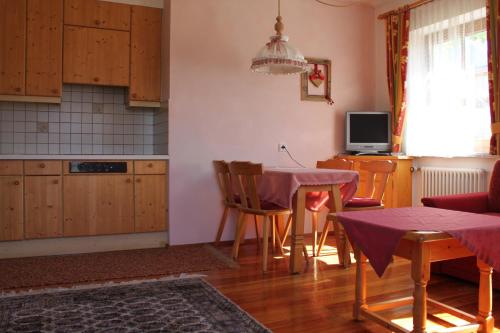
[405,0,491,157]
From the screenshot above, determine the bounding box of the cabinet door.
[26,0,63,97]
[129,6,161,103]
[63,175,134,236]
[135,175,167,232]
[25,176,62,239]
[63,26,130,86]
[0,176,23,241]
[0,0,26,95]
[64,0,130,31]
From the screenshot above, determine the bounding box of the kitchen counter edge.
[0,155,169,160]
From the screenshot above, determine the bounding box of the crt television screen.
[350,113,389,143]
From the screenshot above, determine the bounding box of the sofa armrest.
[421,192,490,213]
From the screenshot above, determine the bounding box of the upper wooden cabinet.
[64,0,130,31]
[63,26,130,86]
[130,6,162,105]
[26,0,63,97]
[0,0,26,96]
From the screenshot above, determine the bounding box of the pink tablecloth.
[336,207,500,277]
[258,167,359,209]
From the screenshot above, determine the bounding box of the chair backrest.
[358,160,397,201]
[213,160,235,205]
[316,158,354,170]
[228,161,263,210]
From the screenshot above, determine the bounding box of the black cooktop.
[69,161,128,173]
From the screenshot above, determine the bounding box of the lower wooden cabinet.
[63,175,134,236]
[24,176,62,239]
[0,176,24,241]
[0,159,168,241]
[135,175,166,232]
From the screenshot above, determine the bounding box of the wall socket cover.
[278,143,287,152]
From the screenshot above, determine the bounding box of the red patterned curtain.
[385,9,410,153]
[487,0,500,155]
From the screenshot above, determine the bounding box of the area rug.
[0,244,237,291]
[0,277,270,333]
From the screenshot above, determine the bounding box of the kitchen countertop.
[0,155,169,160]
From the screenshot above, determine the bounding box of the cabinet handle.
[126,178,131,183]
[52,179,59,184]
[13,180,20,185]
[94,19,101,25]
[147,163,153,168]
[93,77,100,82]
[39,163,46,169]
[14,87,21,92]
[136,178,142,183]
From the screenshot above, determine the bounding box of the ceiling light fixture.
[315,0,361,7]
[250,0,308,75]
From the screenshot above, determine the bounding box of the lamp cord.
[284,147,307,168]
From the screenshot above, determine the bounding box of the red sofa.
[421,160,500,289]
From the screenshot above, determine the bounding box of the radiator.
[420,167,487,197]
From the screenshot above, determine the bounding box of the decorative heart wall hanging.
[309,64,325,87]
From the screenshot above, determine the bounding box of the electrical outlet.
[278,143,287,152]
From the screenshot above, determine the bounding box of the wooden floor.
[204,240,500,333]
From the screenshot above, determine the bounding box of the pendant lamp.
[251,0,308,74]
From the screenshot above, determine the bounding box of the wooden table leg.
[411,240,430,333]
[290,187,306,274]
[477,259,494,333]
[353,246,367,321]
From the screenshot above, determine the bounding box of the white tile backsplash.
[0,85,164,155]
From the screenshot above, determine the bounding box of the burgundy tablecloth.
[336,207,500,277]
[258,167,359,209]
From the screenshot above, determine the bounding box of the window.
[405,0,491,157]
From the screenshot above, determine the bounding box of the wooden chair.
[229,161,291,272]
[318,160,397,264]
[213,160,260,245]
[281,158,354,257]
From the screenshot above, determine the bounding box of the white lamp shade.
[251,35,308,74]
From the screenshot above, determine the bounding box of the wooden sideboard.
[337,155,414,208]
[0,160,168,241]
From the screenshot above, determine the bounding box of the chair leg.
[312,212,318,257]
[317,219,331,257]
[262,216,269,272]
[281,215,293,246]
[231,212,247,260]
[271,216,276,253]
[214,206,230,245]
[273,216,285,256]
[302,244,309,261]
[333,217,350,268]
[254,215,260,250]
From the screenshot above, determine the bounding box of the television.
[345,111,392,155]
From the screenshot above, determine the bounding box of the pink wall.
[168,0,375,244]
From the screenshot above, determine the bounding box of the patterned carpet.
[0,277,270,333]
[0,244,236,291]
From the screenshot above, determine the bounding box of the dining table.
[258,167,359,274]
[336,207,500,333]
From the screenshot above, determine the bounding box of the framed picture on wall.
[300,58,333,105]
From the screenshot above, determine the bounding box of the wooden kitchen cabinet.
[26,0,63,97]
[135,175,167,232]
[129,6,162,106]
[0,0,26,96]
[63,175,134,236]
[338,155,413,208]
[63,26,130,86]
[0,176,24,241]
[64,0,130,31]
[25,176,62,239]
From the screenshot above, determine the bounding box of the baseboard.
[0,232,168,259]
